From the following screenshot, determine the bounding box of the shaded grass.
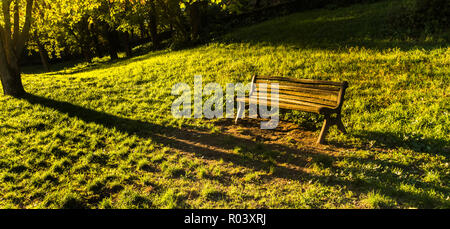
[223,0,448,50]
[0,0,449,209]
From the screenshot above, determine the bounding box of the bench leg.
[317,116,332,144]
[317,114,347,144]
[235,102,245,124]
[336,116,347,135]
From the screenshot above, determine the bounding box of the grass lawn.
[0,0,448,209]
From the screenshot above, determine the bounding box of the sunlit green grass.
[0,0,448,209]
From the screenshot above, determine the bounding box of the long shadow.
[21,94,174,135]
[20,93,315,182]
[352,131,450,159]
[21,59,87,75]
[323,149,450,208]
[19,93,449,208]
[23,49,172,76]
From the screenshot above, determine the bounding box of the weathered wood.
[236,75,257,124]
[237,97,324,114]
[235,101,245,124]
[335,81,349,111]
[253,92,338,107]
[256,87,339,102]
[236,75,349,144]
[249,75,257,97]
[255,83,340,96]
[255,80,342,92]
[317,116,332,144]
[257,76,346,87]
[250,95,335,110]
[336,116,347,134]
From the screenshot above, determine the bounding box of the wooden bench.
[235,75,349,144]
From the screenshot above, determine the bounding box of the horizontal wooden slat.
[254,80,342,92]
[255,86,339,102]
[254,83,339,101]
[237,97,323,114]
[254,83,340,94]
[253,92,338,107]
[249,95,335,109]
[256,76,346,87]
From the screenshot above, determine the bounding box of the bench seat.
[235,75,349,144]
[236,96,338,115]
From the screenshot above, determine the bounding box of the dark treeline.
[21,0,388,69]
[17,0,450,72]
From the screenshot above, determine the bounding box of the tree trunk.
[92,34,104,58]
[0,36,25,96]
[122,32,132,58]
[0,0,33,97]
[79,18,94,62]
[149,1,160,49]
[0,59,25,97]
[90,23,104,58]
[139,22,149,39]
[105,29,120,60]
[36,39,51,72]
[189,2,201,41]
[81,47,93,63]
[149,20,159,49]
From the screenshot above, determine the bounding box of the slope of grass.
[0,0,449,209]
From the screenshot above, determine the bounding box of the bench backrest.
[250,75,348,110]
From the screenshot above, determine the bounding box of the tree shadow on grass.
[351,131,450,159]
[20,93,449,208]
[23,49,172,76]
[20,93,312,181]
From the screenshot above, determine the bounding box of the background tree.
[28,0,56,72]
[0,0,34,96]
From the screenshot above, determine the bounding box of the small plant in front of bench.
[235,75,349,144]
